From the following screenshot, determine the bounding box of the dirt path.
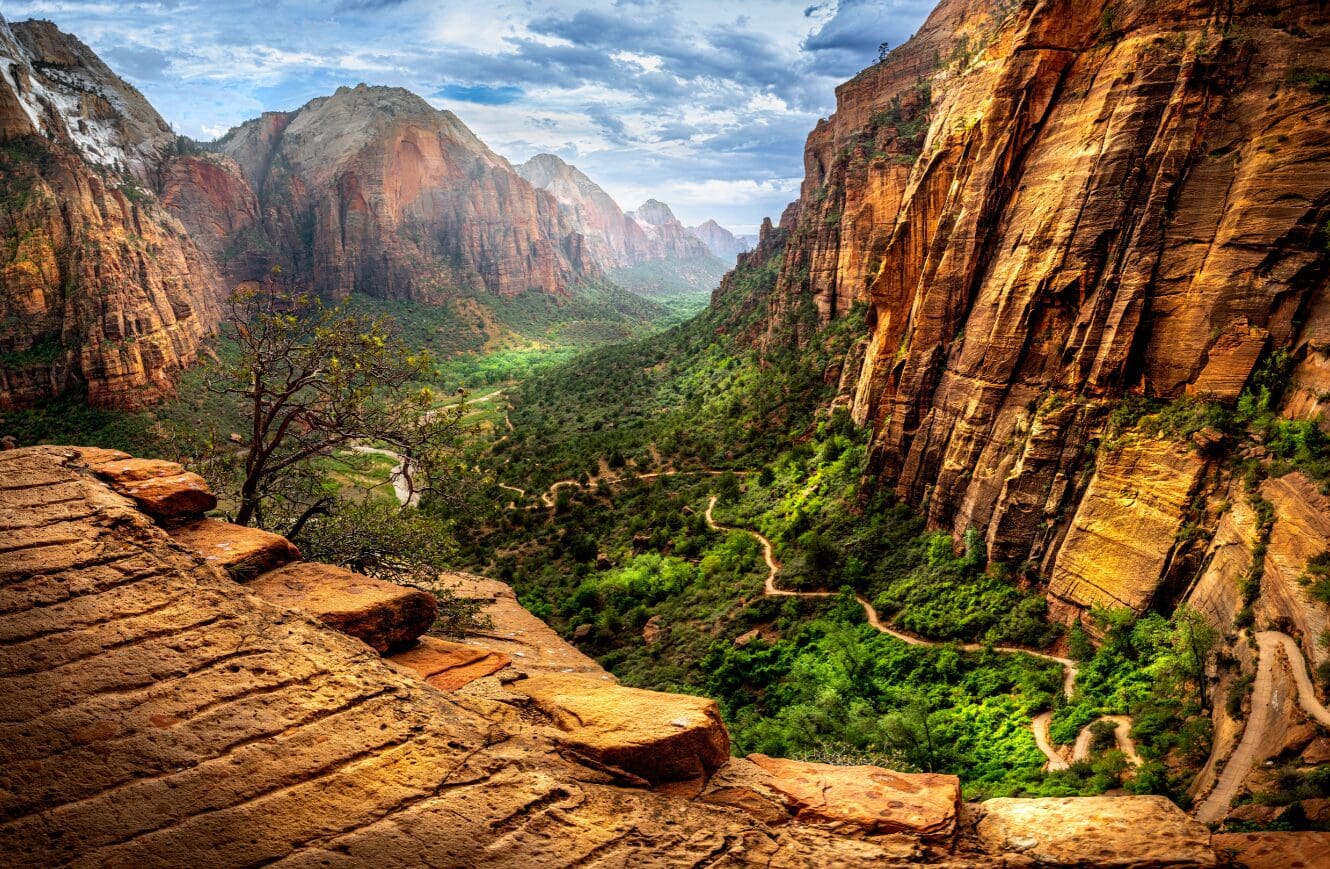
[349,445,416,506]
[1195,630,1330,824]
[532,469,745,508]
[703,495,1110,772]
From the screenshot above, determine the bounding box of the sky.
[1,0,935,234]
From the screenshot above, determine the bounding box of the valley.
[2,0,1330,865]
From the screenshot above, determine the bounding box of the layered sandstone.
[206,85,597,301]
[0,16,222,409]
[749,0,1330,625]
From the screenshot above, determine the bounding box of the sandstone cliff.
[756,0,1330,625]
[0,16,221,409]
[202,86,598,302]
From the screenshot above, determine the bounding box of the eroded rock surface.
[170,517,301,580]
[975,796,1215,867]
[510,672,731,784]
[388,636,511,691]
[247,562,437,654]
[0,445,951,867]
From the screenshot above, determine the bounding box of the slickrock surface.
[744,754,960,840]
[510,672,731,784]
[0,445,954,867]
[1211,832,1330,869]
[974,796,1215,867]
[170,518,301,581]
[247,562,437,654]
[441,573,613,679]
[387,636,511,691]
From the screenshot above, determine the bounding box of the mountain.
[625,198,712,262]
[748,0,1330,642]
[0,16,221,409]
[199,86,597,302]
[516,153,717,268]
[687,219,749,260]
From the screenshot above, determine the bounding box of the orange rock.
[1211,832,1330,869]
[511,672,730,784]
[746,753,960,840]
[976,796,1215,867]
[389,636,511,691]
[85,456,217,524]
[246,562,438,654]
[170,518,299,581]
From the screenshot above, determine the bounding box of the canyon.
[4,0,1330,862]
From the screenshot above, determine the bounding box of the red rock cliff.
[762,0,1330,621]
[0,16,222,409]
[207,85,599,302]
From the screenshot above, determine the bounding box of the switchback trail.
[1194,630,1330,824]
[703,495,1132,773]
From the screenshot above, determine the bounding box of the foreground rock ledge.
[0,446,1248,866]
[975,796,1216,867]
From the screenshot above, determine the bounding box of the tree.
[206,281,466,531]
[1151,606,1219,710]
[878,41,891,62]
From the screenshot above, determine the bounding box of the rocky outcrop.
[0,16,222,409]
[974,796,1215,867]
[0,443,1240,866]
[170,517,301,580]
[688,219,749,260]
[247,562,438,654]
[207,86,597,301]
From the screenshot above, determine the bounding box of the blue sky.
[2,0,934,233]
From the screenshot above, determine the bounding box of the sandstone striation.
[388,636,511,691]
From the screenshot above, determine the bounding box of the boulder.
[975,796,1216,867]
[1224,803,1282,826]
[1211,832,1330,869]
[745,754,960,840]
[80,453,217,523]
[511,672,729,784]
[389,636,511,690]
[1303,737,1330,765]
[170,518,300,581]
[642,614,662,645]
[247,562,438,653]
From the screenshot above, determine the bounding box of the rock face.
[975,796,1215,867]
[170,518,301,581]
[1212,831,1330,869]
[202,85,597,302]
[688,219,749,260]
[82,454,217,524]
[0,445,1234,865]
[0,17,222,410]
[744,754,960,840]
[743,0,1330,624]
[247,562,438,654]
[511,672,731,784]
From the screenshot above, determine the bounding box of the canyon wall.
[0,16,221,409]
[206,86,599,303]
[764,0,1330,625]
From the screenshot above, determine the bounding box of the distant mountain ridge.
[687,219,749,260]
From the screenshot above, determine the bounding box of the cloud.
[434,83,524,105]
[1,0,933,233]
